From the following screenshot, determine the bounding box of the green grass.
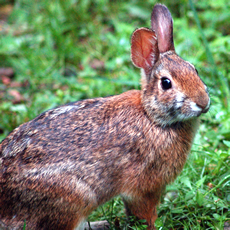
[0,0,229,229]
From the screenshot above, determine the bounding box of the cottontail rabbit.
[0,4,210,230]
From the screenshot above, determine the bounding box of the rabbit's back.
[1,90,144,191]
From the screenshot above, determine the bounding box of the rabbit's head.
[131,4,210,126]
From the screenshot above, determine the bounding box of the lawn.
[0,0,229,229]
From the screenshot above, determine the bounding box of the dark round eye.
[161,77,172,90]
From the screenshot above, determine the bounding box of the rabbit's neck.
[144,118,199,187]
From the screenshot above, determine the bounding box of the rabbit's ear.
[151,4,175,53]
[131,27,159,75]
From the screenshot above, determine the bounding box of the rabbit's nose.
[196,95,210,114]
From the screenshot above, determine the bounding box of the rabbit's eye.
[161,77,172,90]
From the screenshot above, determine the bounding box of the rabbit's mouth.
[161,99,210,126]
[178,99,210,120]
[190,97,210,116]
[143,98,209,127]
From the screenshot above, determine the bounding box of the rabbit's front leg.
[122,192,160,230]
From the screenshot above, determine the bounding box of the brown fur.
[0,91,199,229]
[0,4,209,230]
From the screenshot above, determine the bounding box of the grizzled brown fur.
[0,4,209,230]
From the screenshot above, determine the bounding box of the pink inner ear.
[151,4,175,53]
[131,28,158,71]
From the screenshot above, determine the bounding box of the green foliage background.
[0,0,229,229]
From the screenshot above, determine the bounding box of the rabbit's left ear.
[131,27,159,76]
[151,4,175,53]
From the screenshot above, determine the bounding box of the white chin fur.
[189,101,202,113]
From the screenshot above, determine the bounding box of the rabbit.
[0,3,210,230]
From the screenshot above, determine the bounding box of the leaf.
[185,191,194,201]
[196,190,204,206]
[171,208,184,214]
[196,176,207,188]
[180,176,193,190]
[223,140,230,148]
[213,213,221,221]
[10,104,27,113]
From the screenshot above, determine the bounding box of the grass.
[0,0,229,229]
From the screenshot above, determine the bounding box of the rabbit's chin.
[152,113,199,127]
[147,104,204,127]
